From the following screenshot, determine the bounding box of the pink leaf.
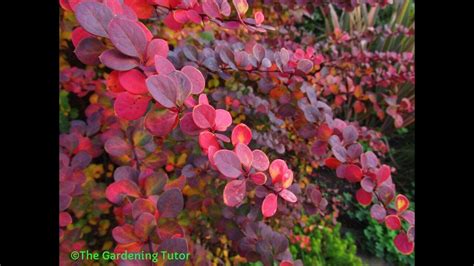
[252,149,269,171]
[214,109,232,131]
[192,104,216,129]
[198,131,220,153]
[279,189,297,203]
[234,143,253,170]
[262,193,277,217]
[213,149,243,178]
[154,55,176,75]
[223,179,246,207]
[250,172,267,185]
[181,66,205,94]
[231,123,252,146]
[146,39,169,66]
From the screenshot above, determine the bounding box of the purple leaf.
[108,17,147,58]
[75,2,113,37]
[213,150,243,178]
[74,37,105,65]
[99,49,139,71]
[157,188,184,218]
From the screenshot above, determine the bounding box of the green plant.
[290,216,363,266]
[343,193,415,265]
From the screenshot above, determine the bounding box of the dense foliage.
[59,0,415,265]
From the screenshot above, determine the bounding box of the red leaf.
[355,188,372,206]
[279,189,297,203]
[71,27,93,47]
[108,17,147,58]
[223,179,247,207]
[234,143,253,170]
[118,69,148,94]
[269,159,288,184]
[376,164,391,185]
[145,108,179,137]
[192,104,216,129]
[395,194,410,213]
[394,232,414,255]
[198,131,220,153]
[262,193,278,217]
[280,261,293,266]
[163,12,183,31]
[250,172,267,186]
[231,123,252,146]
[114,91,150,120]
[213,149,243,178]
[106,70,125,92]
[106,179,141,204]
[124,0,154,19]
[252,149,269,171]
[344,164,363,183]
[134,212,157,241]
[385,215,401,230]
[59,212,72,227]
[324,157,341,169]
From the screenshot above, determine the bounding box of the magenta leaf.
[108,17,147,58]
[193,104,216,129]
[105,179,141,204]
[99,49,139,71]
[223,179,246,207]
[74,37,105,65]
[213,150,243,178]
[75,2,113,37]
[262,193,278,217]
[157,188,184,218]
